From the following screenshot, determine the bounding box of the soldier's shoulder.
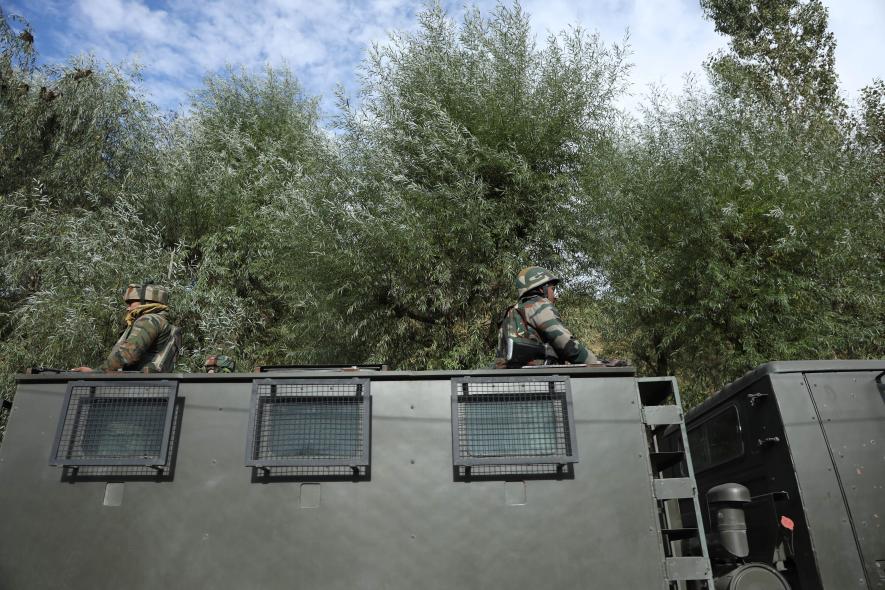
[133,312,170,331]
[519,294,547,305]
[521,295,554,310]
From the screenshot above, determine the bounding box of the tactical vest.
[494,300,555,368]
[115,314,182,373]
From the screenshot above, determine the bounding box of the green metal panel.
[0,370,678,590]
[804,371,885,589]
[772,373,870,589]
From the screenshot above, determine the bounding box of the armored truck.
[0,366,714,589]
[663,360,885,590]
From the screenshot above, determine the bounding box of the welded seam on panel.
[450,376,577,471]
[49,380,178,467]
[246,378,371,468]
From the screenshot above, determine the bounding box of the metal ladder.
[638,377,715,589]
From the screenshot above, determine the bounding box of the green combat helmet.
[204,355,235,373]
[123,282,170,305]
[515,266,560,298]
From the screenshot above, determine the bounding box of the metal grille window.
[246,379,371,468]
[451,376,578,471]
[49,381,178,467]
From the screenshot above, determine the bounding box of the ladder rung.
[650,451,684,472]
[653,477,695,499]
[661,527,698,541]
[665,557,711,581]
[642,405,682,426]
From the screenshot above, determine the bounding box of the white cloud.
[78,0,180,41]
[18,0,884,118]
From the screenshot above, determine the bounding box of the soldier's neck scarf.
[125,303,169,327]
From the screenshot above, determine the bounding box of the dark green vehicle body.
[664,360,885,590]
[0,366,713,589]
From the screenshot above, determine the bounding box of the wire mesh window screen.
[247,379,370,467]
[50,381,177,466]
[451,377,578,467]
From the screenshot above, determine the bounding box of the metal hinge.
[747,392,769,406]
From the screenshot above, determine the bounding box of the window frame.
[49,380,178,467]
[687,404,745,473]
[450,375,578,467]
[245,378,372,469]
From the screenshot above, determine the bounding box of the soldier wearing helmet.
[204,355,236,373]
[494,266,598,368]
[72,282,182,373]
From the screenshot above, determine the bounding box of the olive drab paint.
[664,360,885,590]
[0,365,714,589]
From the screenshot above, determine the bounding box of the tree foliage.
[1,0,882,433]
[700,0,842,115]
[145,67,332,367]
[586,85,883,404]
[583,0,882,404]
[290,3,628,368]
[0,10,159,208]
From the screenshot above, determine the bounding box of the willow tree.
[0,10,159,208]
[140,66,333,369]
[700,0,842,117]
[1,10,171,420]
[573,0,884,406]
[284,2,628,368]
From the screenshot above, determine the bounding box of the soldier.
[494,266,600,368]
[204,355,235,373]
[72,282,181,373]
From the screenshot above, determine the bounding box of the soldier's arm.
[97,316,161,372]
[529,301,598,364]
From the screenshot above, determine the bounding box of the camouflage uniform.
[204,355,236,373]
[97,283,181,373]
[494,266,598,369]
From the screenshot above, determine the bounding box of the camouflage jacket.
[98,310,181,373]
[494,295,597,368]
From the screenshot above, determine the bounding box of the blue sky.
[4,0,884,120]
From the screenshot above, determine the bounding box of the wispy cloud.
[7,0,884,119]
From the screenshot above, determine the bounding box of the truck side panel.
[0,375,669,590]
[804,371,885,589]
[772,373,871,589]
